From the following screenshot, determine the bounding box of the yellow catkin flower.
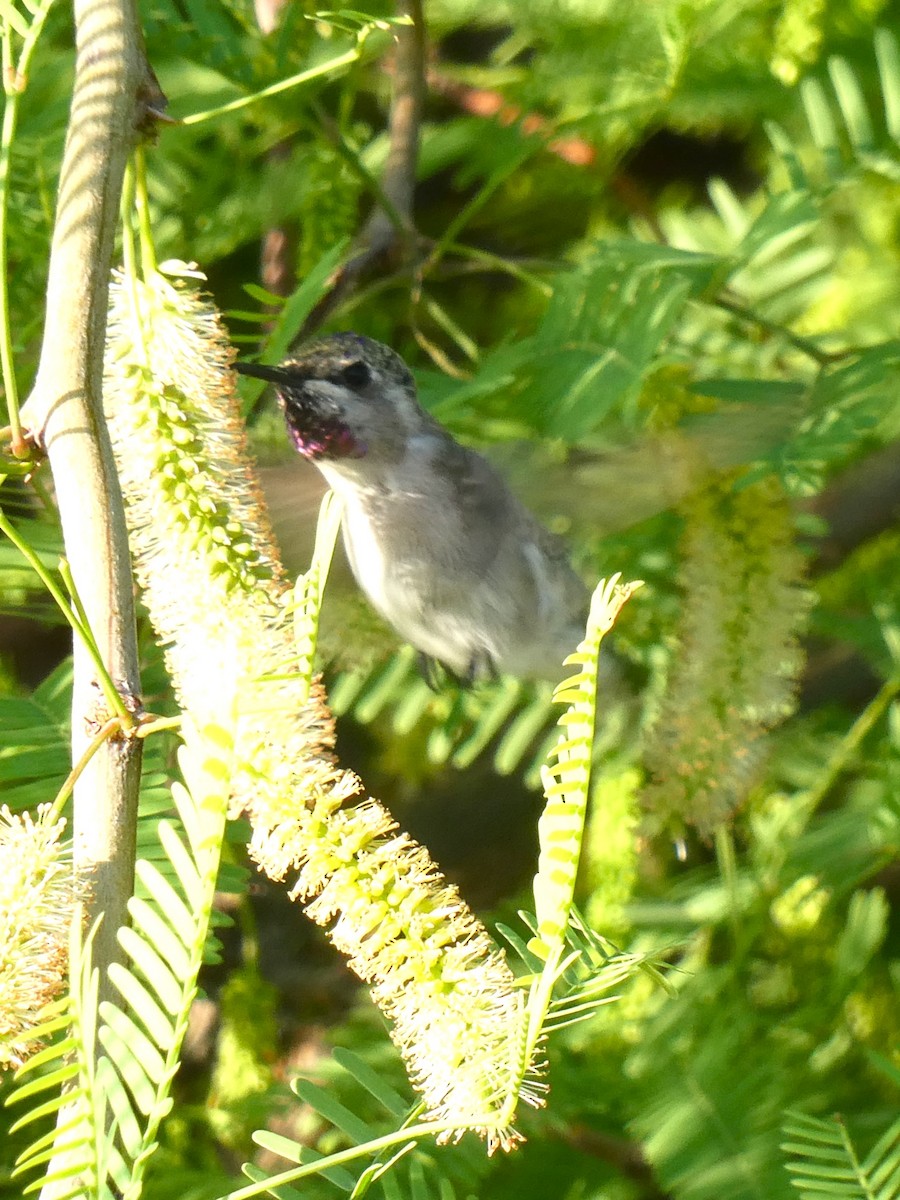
[644,477,808,834]
[0,805,74,1068]
[297,800,524,1147]
[104,267,346,815]
[103,266,526,1147]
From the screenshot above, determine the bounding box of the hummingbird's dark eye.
[340,360,371,389]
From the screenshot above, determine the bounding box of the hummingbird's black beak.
[233,361,298,387]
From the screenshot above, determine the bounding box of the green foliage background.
[2,0,899,1197]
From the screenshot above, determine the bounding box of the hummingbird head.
[235,333,424,465]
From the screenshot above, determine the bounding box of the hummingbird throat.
[283,402,366,461]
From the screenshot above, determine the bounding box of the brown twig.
[357,0,425,258]
[715,293,844,366]
[806,441,900,574]
[301,0,426,337]
[251,0,296,302]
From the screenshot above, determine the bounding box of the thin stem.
[119,158,151,371]
[714,294,847,366]
[49,717,122,821]
[802,672,900,816]
[136,713,182,737]
[15,0,58,70]
[0,498,84,654]
[28,470,57,516]
[181,46,362,126]
[134,144,156,273]
[120,156,138,280]
[443,240,554,296]
[413,296,479,372]
[58,557,133,725]
[223,1121,463,1200]
[714,824,741,947]
[312,102,410,236]
[422,145,533,277]
[327,250,558,323]
[0,500,131,723]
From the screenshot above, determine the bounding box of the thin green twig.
[311,100,411,236]
[0,491,130,723]
[50,717,121,821]
[28,469,57,516]
[422,145,535,277]
[223,1121,460,1200]
[715,294,853,365]
[119,158,151,369]
[1,25,12,78]
[134,145,156,274]
[120,157,138,279]
[181,45,363,127]
[57,558,134,726]
[0,491,81,630]
[49,711,183,821]
[443,241,554,296]
[136,714,183,737]
[714,824,741,947]
[803,672,900,816]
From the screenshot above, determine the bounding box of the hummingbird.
[236,333,590,683]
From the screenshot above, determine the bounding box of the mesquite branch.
[22,0,163,988]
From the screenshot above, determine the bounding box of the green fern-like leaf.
[327,646,631,789]
[10,922,104,1199]
[744,342,900,495]
[290,487,343,696]
[239,1048,481,1200]
[328,646,565,778]
[0,509,65,624]
[426,252,703,443]
[530,575,642,961]
[8,720,232,1199]
[768,30,900,192]
[782,1110,900,1200]
[0,660,71,809]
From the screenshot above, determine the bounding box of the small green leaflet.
[291,488,344,699]
[529,574,643,961]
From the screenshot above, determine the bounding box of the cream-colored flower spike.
[103,265,527,1149]
[0,805,73,1068]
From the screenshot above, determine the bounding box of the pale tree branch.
[21,0,162,1027]
[19,0,163,1189]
